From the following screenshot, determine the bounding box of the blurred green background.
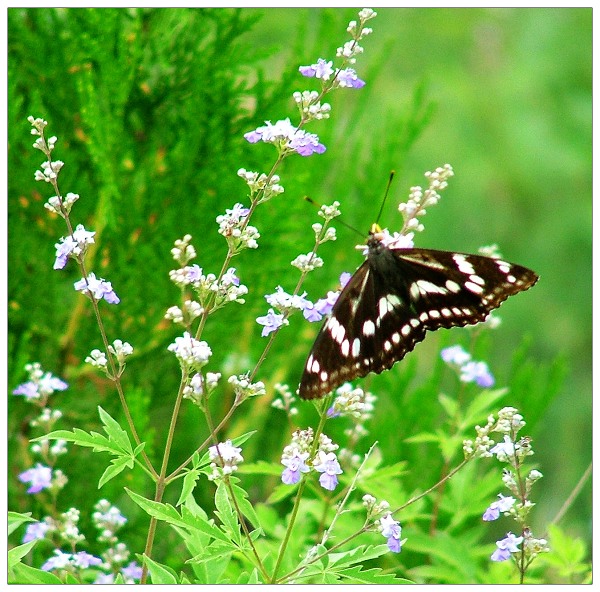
[8,7,591,570]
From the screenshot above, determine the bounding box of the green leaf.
[98,454,134,488]
[338,565,412,584]
[214,481,241,543]
[8,540,37,570]
[8,511,35,536]
[438,393,459,418]
[9,562,63,584]
[98,405,134,454]
[176,468,201,506]
[126,488,190,529]
[143,554,178,584]
[461,388,507,428]
[230,481,262,530]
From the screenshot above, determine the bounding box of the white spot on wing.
[363,320,376,336]
[352,338,361,358]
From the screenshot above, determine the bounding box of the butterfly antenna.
[374,170,395,227]
[304,196,363,237]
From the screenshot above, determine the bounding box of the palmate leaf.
[37,406,139,457]
[35,406,144,487]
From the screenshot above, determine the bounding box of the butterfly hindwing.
[298,235,538,400]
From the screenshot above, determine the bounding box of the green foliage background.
[8,7,591,579]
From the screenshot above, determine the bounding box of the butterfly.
[298,224,538,400]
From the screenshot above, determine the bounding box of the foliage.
[8,7,591,585]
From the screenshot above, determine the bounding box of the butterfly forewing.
[298,235,538,400]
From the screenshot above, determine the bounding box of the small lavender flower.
[22,521,50,543]
[265,286,313,316]
[216,204,260,251]
[41,550,72,571]
[244,118,326,157]
[281,448,311,485]
[328,383,375,419]
[183,371,221,404]
[379,513,404,553]
[71,551,102,569]
[53,224,95,270]
[491,532,523,562]
[483,494,516,521]
[13,363,68,401]
[256,308,288,336]
[440,345,471,366]
[299,58,335,80]
[313,450,343,491]
[74,272,120,304]
[18,463,53,493]
[121,561,143,581]
[460,361,495,388]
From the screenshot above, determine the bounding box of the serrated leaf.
[98,406,133,454]
[177,468,201,506]
[214,482,241,543]
[126,488,189,529]
[144,554,178,584]
[338,565,412,584]
[34,428,117,454]
[328,544,390,568]
[230,482,261,530]
[98,454,134,488]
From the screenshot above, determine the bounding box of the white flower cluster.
[44,192,79,218]
[168,332,212,370]
[291,252,324,273]
[338,8,377,64]
[293,90,331,121]
[271,382,298,417]
[183,371,221,405]
[318,200,341,222]
[216,203,260,251]
[228,374,266,401]
[330,383,376,419]
[168,265,248,312]
[238,168,284,203]
[312,222,337,244]
[399,164,454,234]
[171,234,197,266]
[208,440,244,481]
[165,300,204,326]
[34,160,64,183]
[266,286,309,315]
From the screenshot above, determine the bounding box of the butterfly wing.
[298,244,538,400]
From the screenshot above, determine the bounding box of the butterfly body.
[298,229,538,400]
